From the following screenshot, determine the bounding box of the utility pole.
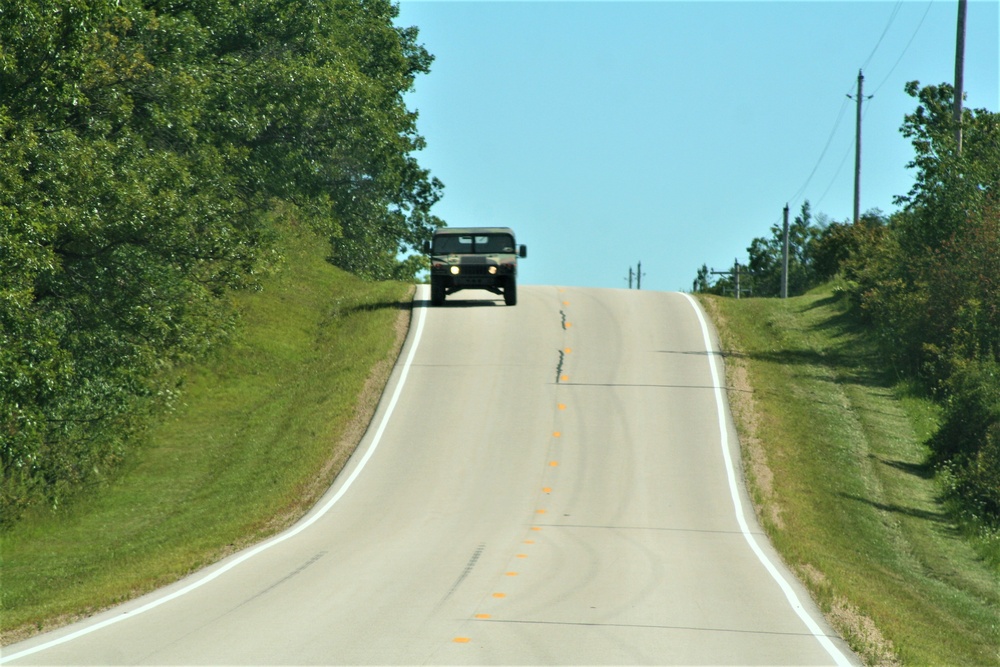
[848,70,871,225]
[954,0,967,154]
[781,203,790,299]
[710,259,749,299]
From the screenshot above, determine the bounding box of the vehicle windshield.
[433,234,515,254]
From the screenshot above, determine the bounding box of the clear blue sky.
[395,1,999,292]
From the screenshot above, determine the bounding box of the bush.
[931,359,1000,527]
[924,198,1000,365]
[811,210,888,282]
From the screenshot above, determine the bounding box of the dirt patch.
[701,296,783,531]
[829,596,901,667]
[798,562,829,588]
[800,560,900,665]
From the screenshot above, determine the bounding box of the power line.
[816,85,877,213]
[862,0,904,71]
[784,2,931,228]
[786,96,852,207]
[813,140,854,211]
[870,0,935,97]
[792,2,928,219]
[785,60,874,213]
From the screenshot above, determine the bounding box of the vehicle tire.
[504,277,517,306]
[430,276,446,306]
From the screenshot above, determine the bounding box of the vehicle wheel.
[504,277,517,306]
[430,276,446,306]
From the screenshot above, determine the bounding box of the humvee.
[423,227,527,306]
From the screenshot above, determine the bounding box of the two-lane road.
[3,285,857,665]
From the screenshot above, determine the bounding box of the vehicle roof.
[432,227,516,237]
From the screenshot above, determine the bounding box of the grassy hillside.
[1,224,413,644]
[702,286,999,666]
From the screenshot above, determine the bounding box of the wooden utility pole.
[710,259,749,299]
[781,204,790,299]
[954,0,967,154]
[852,70,865,225]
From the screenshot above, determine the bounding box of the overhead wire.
[785,96,852,209]
[862,0,904,71]
[814,75,884,213]
[870,0,934,97]
[813,142,853,211]
[791,1,932,218]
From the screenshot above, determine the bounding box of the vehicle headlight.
[450,265,460,275]
[488,266,497,275]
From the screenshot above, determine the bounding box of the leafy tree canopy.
[1,0,441,523]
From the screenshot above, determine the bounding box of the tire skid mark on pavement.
[460,287,577,647]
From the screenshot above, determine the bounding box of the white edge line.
[2,287,429,665]
[680,293,852,667]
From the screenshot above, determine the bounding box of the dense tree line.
[1,0,441,525]
[694,82,1000,528]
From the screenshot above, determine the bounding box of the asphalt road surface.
[3,285,858,666]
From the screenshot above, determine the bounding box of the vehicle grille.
[459,265,492,276]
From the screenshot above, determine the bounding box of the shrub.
[931,359,1000,527]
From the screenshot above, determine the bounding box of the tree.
[811,209,888,281]
[842,82,1000,526]
[849,82,1000,373]
[745,201,822,297]
[0,0,443,523]
[691,264,711,293]
[894,81,1000,254]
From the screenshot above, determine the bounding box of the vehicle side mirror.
[519,245,527,258]
[423,240,432,254]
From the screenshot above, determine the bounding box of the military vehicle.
[423,227,527,306]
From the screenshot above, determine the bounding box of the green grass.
[0,223,412,643]
[702,286,999,666]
